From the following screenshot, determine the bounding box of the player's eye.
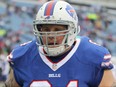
[36,24,42,31]
[40,26,51,32]
[55,28,66,31]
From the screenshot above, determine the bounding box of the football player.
[5,0,116,87]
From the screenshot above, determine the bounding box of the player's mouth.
[48,43,59,47]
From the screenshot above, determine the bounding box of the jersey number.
[30,80,78,87]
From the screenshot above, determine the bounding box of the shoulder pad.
[7,40,37,67]
[77,36,110,68]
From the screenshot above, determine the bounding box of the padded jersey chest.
[10,37,108,87]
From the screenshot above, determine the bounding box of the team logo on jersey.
[65,5,77,20]
[52,63,57,70]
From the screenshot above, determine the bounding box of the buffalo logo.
[65,5,77,20]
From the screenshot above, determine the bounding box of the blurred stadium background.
[0,0,116,86]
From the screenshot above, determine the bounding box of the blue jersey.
[7,36,113,87]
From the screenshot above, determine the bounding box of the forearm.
[99,70,116,87]
[4,68,21,87]
[5,78,20,87]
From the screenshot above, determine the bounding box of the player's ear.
[99,70,116,87]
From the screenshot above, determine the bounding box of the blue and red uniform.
[7,36,113,87]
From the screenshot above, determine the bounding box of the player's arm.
[4,68,21,87]
[99,70,116,87]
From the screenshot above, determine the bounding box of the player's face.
[40,24,67,48]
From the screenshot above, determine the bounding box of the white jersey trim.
[39,38,81,71]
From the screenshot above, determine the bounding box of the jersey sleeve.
[93,53,114,86]
[79,37,114,86]
[7,41,33,67]
[81,36,114,70]
[6,49,23,86]
[101,54,113,70]
[6,41,34,86]
[7,46,28,68]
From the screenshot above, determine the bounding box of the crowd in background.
[0,0,116,81]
